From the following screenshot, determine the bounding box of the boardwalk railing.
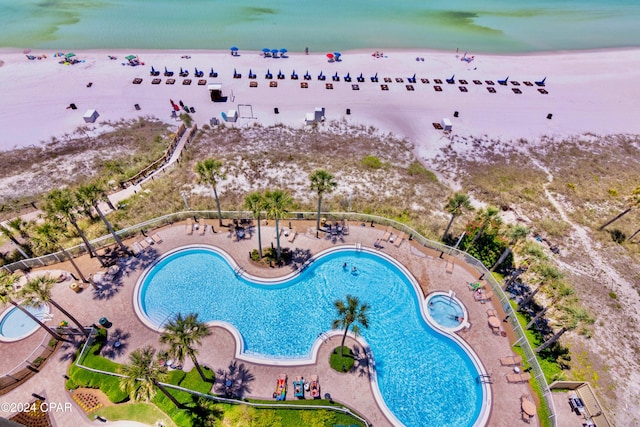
[3,210,556,427]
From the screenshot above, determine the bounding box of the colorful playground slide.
[275,374,288,401]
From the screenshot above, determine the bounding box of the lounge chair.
[381,226,393,241]
[394,232,406,247]
[468,282,484,291]
[132,242,143,255]
[186,218,194,235]
[500,355,523,366]
[139,239,150,250]
[275,374,287,401]
[506,372,531,383]
[293,376,305,399]
[535,77,546,87]
[151,233,163,244]
[486,309,497,317]
[309,374,320,399]
[288,227,297,243]
[199,223,207,235]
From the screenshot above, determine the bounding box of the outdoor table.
[522,399,537,417]
[488,316,500,329]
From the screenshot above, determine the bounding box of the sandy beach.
[1,47,639,158]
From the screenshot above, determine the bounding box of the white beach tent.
[441,118,452,131]
[83,109,99,123]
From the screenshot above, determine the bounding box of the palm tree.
[0,223,31,258]
[31,221,89,284]
[332,295,370,356]
[309,169,338,238]
[20,275,90,338]
[469,206,501,247]
[195,159,226,226]
[76,183,103,220]
[442,193,474,240]
[490,224,529,272]
[244,191,266,258]
[44,188,99,261]
[0,271,65,342]
[599,185,640,230]
[119,345,183,408]
[159,313,211,381]
[264,189,294,262]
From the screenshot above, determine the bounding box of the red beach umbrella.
[326,53,334,59]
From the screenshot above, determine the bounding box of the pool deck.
[0,220,545,426]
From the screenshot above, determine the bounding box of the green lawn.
[95,402,176,427]
[329,346,355,372]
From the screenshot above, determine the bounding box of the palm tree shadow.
[291,248,312,270]
[92,248,159,300]
[351,345,372,379]
[101,328,130,359]
[57,335,84,362]
[215,360,255,398]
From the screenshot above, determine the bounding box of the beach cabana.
[83,109,99,123]
[208,83,225,102]
[441,118,452,131]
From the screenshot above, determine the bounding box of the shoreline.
[1,46,640,158]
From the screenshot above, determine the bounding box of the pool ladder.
[476,374,493,384]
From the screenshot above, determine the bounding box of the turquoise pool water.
[0,304,48,341]
[428,294,465,329]
[138,247,483,426]
[1,0,639,52]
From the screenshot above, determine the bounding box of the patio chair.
[381,226,393,241]
[186,218,194,235]
[506,372,531,383]
[499,355,522,366]
[288,227,298,243]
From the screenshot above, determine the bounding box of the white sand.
[1,47,639,158]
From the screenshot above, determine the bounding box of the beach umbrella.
[65,52,76,58]
[249,68,253,76]
[23,49,31,54]
[334,52,341,58]
[279,48,287,54]
[230,46,238,51]
[326,53,334,59]
[411,73,416,80]
[234,68,237,75]
[358,73,363,79]
[125,55,136,61]
[262,48,270,53]
[271,49,279,57]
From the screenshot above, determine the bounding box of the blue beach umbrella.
[271,49,279,57]
[280,48,288,54]
[230,46,238,51]
[334,52,341,58]
[262,48,270,53]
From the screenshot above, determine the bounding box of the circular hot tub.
[426,292,468,333]
[0,304,50,342]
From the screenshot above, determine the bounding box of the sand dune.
[1,47,639,156]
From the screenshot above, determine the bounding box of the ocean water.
[1,0,639,52]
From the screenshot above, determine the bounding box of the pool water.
[138,247,483,427]
[0,304,48,341]
[428,294,465,328]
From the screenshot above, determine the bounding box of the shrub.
[361,155,382,169]
[329,346,355,372]
[407,161,438,182]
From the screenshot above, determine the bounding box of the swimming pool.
[136,246,488,426]
[426,292,469,332]
[0,304,49,342]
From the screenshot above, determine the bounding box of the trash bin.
[274,107,279,114]
[134,103,141,110]
[99,317,109,327]
[346,108,351,115]
[453,111,459,117]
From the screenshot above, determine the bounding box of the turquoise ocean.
[1,0,639,52]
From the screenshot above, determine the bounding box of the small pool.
[0,304,49,342]
[426,292,468,332]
